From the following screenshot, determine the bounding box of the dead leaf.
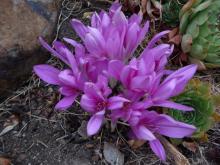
[83,12,93,19]
[124,0,140,13]
[141,0,161,20]
[199,133,208,142]
[0,157,11,165]
[141,0,147,14]
[182,141,198,153]
[179,0,197,18]
[169,28,179,40]
[169,35,182,45]
[188,57,206,70]
[151,0,162,10]
[180,52,188,63]
[212,112,220,122]
[128,139,146,149]
[159,136,190,165]
[0,115,19,136]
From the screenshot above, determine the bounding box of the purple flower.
[34,65,80,110]
[129,110,196,160]
[146,64,198,111]
[34,38,92,110]
[33,2,199,161]
[70,2,149,61]
[80,75,128,135]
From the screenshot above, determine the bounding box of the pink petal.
[58,70,77,87]
[84,32,105,56]
[108,60,124,80]
[109,2,121,17]
[138,57,155,75]
[133,126,156,141]
[163,64,197,96]
[80,95,98,113]
[147,30,170,49]
[130,76,150,92]
[112,7,128,30]
[149,139,166,161]
[125,23,139,54]
[55,94,77,110]
[137,21,150,43]
[34,65,61,85]
[106,30,121,59]
[155,114,196,138]
[128,14,142,24]
[59,87,77,96]
[91,12,101,28]
[84,82,105,100]
[96,75,112,97]
[108,96,130,110]
[71,19,88,39]
[120,66,137,89]
[153,79,177,101]
[87,112,105,136]
[63,37,85,56]
[100,12,111,29]
[39,37,68,63]
[154,100,194,111]
[53,41,79,75]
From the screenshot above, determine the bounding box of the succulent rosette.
[33,1,198,161]
[161,0,188,27]
[169,80,216,138]
[180,0,220,68]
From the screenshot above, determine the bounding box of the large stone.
[0,0,60,99]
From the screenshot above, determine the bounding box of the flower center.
[123,102,131,109]
[96,101,108,111]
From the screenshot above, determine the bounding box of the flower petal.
[63,37,85,56]
[87,112,105,136]
[108,96,130,110]
[153,78,177,101]
[84,82,104,100]
[162,64,197,96]
[55,94,77,110]
[39,37,68,63]
[58,69,77,87]
[133,126,156,141]
[108,60,124,80]
[71,19,88,39]
[59,87,77,96]
[153,100,194,111]
[149,139,166,161]
[137,21,150,43]
[34,64,61,85]
[155,114,196,138]
[120,66,137,89]
[53,41,79,74]
[80,95,97,113]
[147,30,170,49]
[91,12,101,28]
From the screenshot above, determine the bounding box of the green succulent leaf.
[180,0,220,68]
[168,79,217,138]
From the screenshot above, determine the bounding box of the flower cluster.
[34,2,197,160]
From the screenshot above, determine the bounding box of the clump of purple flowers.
[34,2,197,160]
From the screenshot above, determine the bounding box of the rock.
[103,142,124,165]
[77,120,89,138]
[0,0,60,99]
